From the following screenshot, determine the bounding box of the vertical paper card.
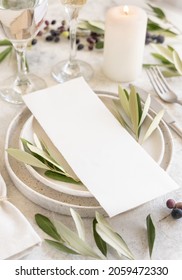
[23,77,178,217]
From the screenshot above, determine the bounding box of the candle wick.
[123,5,129,15]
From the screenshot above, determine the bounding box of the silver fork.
[146,66,182,105]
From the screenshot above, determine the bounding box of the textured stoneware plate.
[19,93,165,197]
[4,92,173,217]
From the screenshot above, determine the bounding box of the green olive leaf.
[45,170,80,184]
[0,39,12,46]
[7,148,50,169]
[141,110,164,143]
[0,46,12,62]
[151,53,172,65]
[26,143,66,173]
[146,214,156,258]
[138,94,151,127]
[173,50,182,75]
[45,239,79,255]
[129,86,139,138]
[93,218,107,257]
[55,220,103,259]
[148,4,166,20]
[95,218,134,260]
[35,214,62,241]
[118,85,130,117]
[151,44,174,63]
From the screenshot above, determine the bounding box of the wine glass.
[51,0,93,83]
[0,0,48,104]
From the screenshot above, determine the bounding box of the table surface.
[0,0,182,260]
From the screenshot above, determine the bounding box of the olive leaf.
[147,3,181,35]
[0,46,12,62]
[151,44,174,63]
[173,50,182,75]
[116,85,162,143]
[35,214,62,241]
[138,95,151,127]
[118,85,130,117]
[141,110,164,143]
[93,218,107,257]
[55,219,102,259]
[7,148,50,169]
[151,53,173,65]
[70,208,86,241]
[0,39,12,46]
[95,41,104,49]
[147,19,177,37]
[78,20,104,35]
[146,214,156,258]
[129,86,139,138]
[95,212,134,260]
[145,45,182,77]
[148,3,166,20]
[35,212,102,259]
[45,239,79,255]
[45,170,81,184]
[26,143,66,174]
[7,138,80,184]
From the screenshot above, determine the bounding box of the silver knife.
[133,85,182,138]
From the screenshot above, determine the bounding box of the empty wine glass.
[0,0,48,104]
[51,0,93,83]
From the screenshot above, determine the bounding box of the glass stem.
[13,42,29,83]
[66,7,80,66]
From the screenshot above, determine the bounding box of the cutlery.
[132,85,182,138]
[146,66,182,105]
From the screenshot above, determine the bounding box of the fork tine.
[151,67,167,94]
[154,67,169,92]
[146,67,164,95]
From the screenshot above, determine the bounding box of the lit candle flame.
[123,5,129,15]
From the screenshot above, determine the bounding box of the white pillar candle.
[103,6,147,82]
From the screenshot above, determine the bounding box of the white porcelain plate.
[19,92,165,197]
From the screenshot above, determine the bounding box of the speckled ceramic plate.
[18,93,165,197]
[4,92,173,217]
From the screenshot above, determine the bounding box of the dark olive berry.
[171,208,182,219]
[145,38,152,45]
[87,36,95,44]
[146,31,151,39]
[45,20,49,26]
[31,38,37,45]
[88,44,94,51]
[54,37,60,43]
[166,199,176,209]
[50,29,60,37]
[156,35,165,44]
[77,43,84,50]
[45,35,54,41]
[76,38,80,44]
[58,26,65,33]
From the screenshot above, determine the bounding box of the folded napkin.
[23,77,179,217]
[0,174,41,260]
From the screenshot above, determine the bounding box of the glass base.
[51,60,93,83]
[0,74,47,105]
